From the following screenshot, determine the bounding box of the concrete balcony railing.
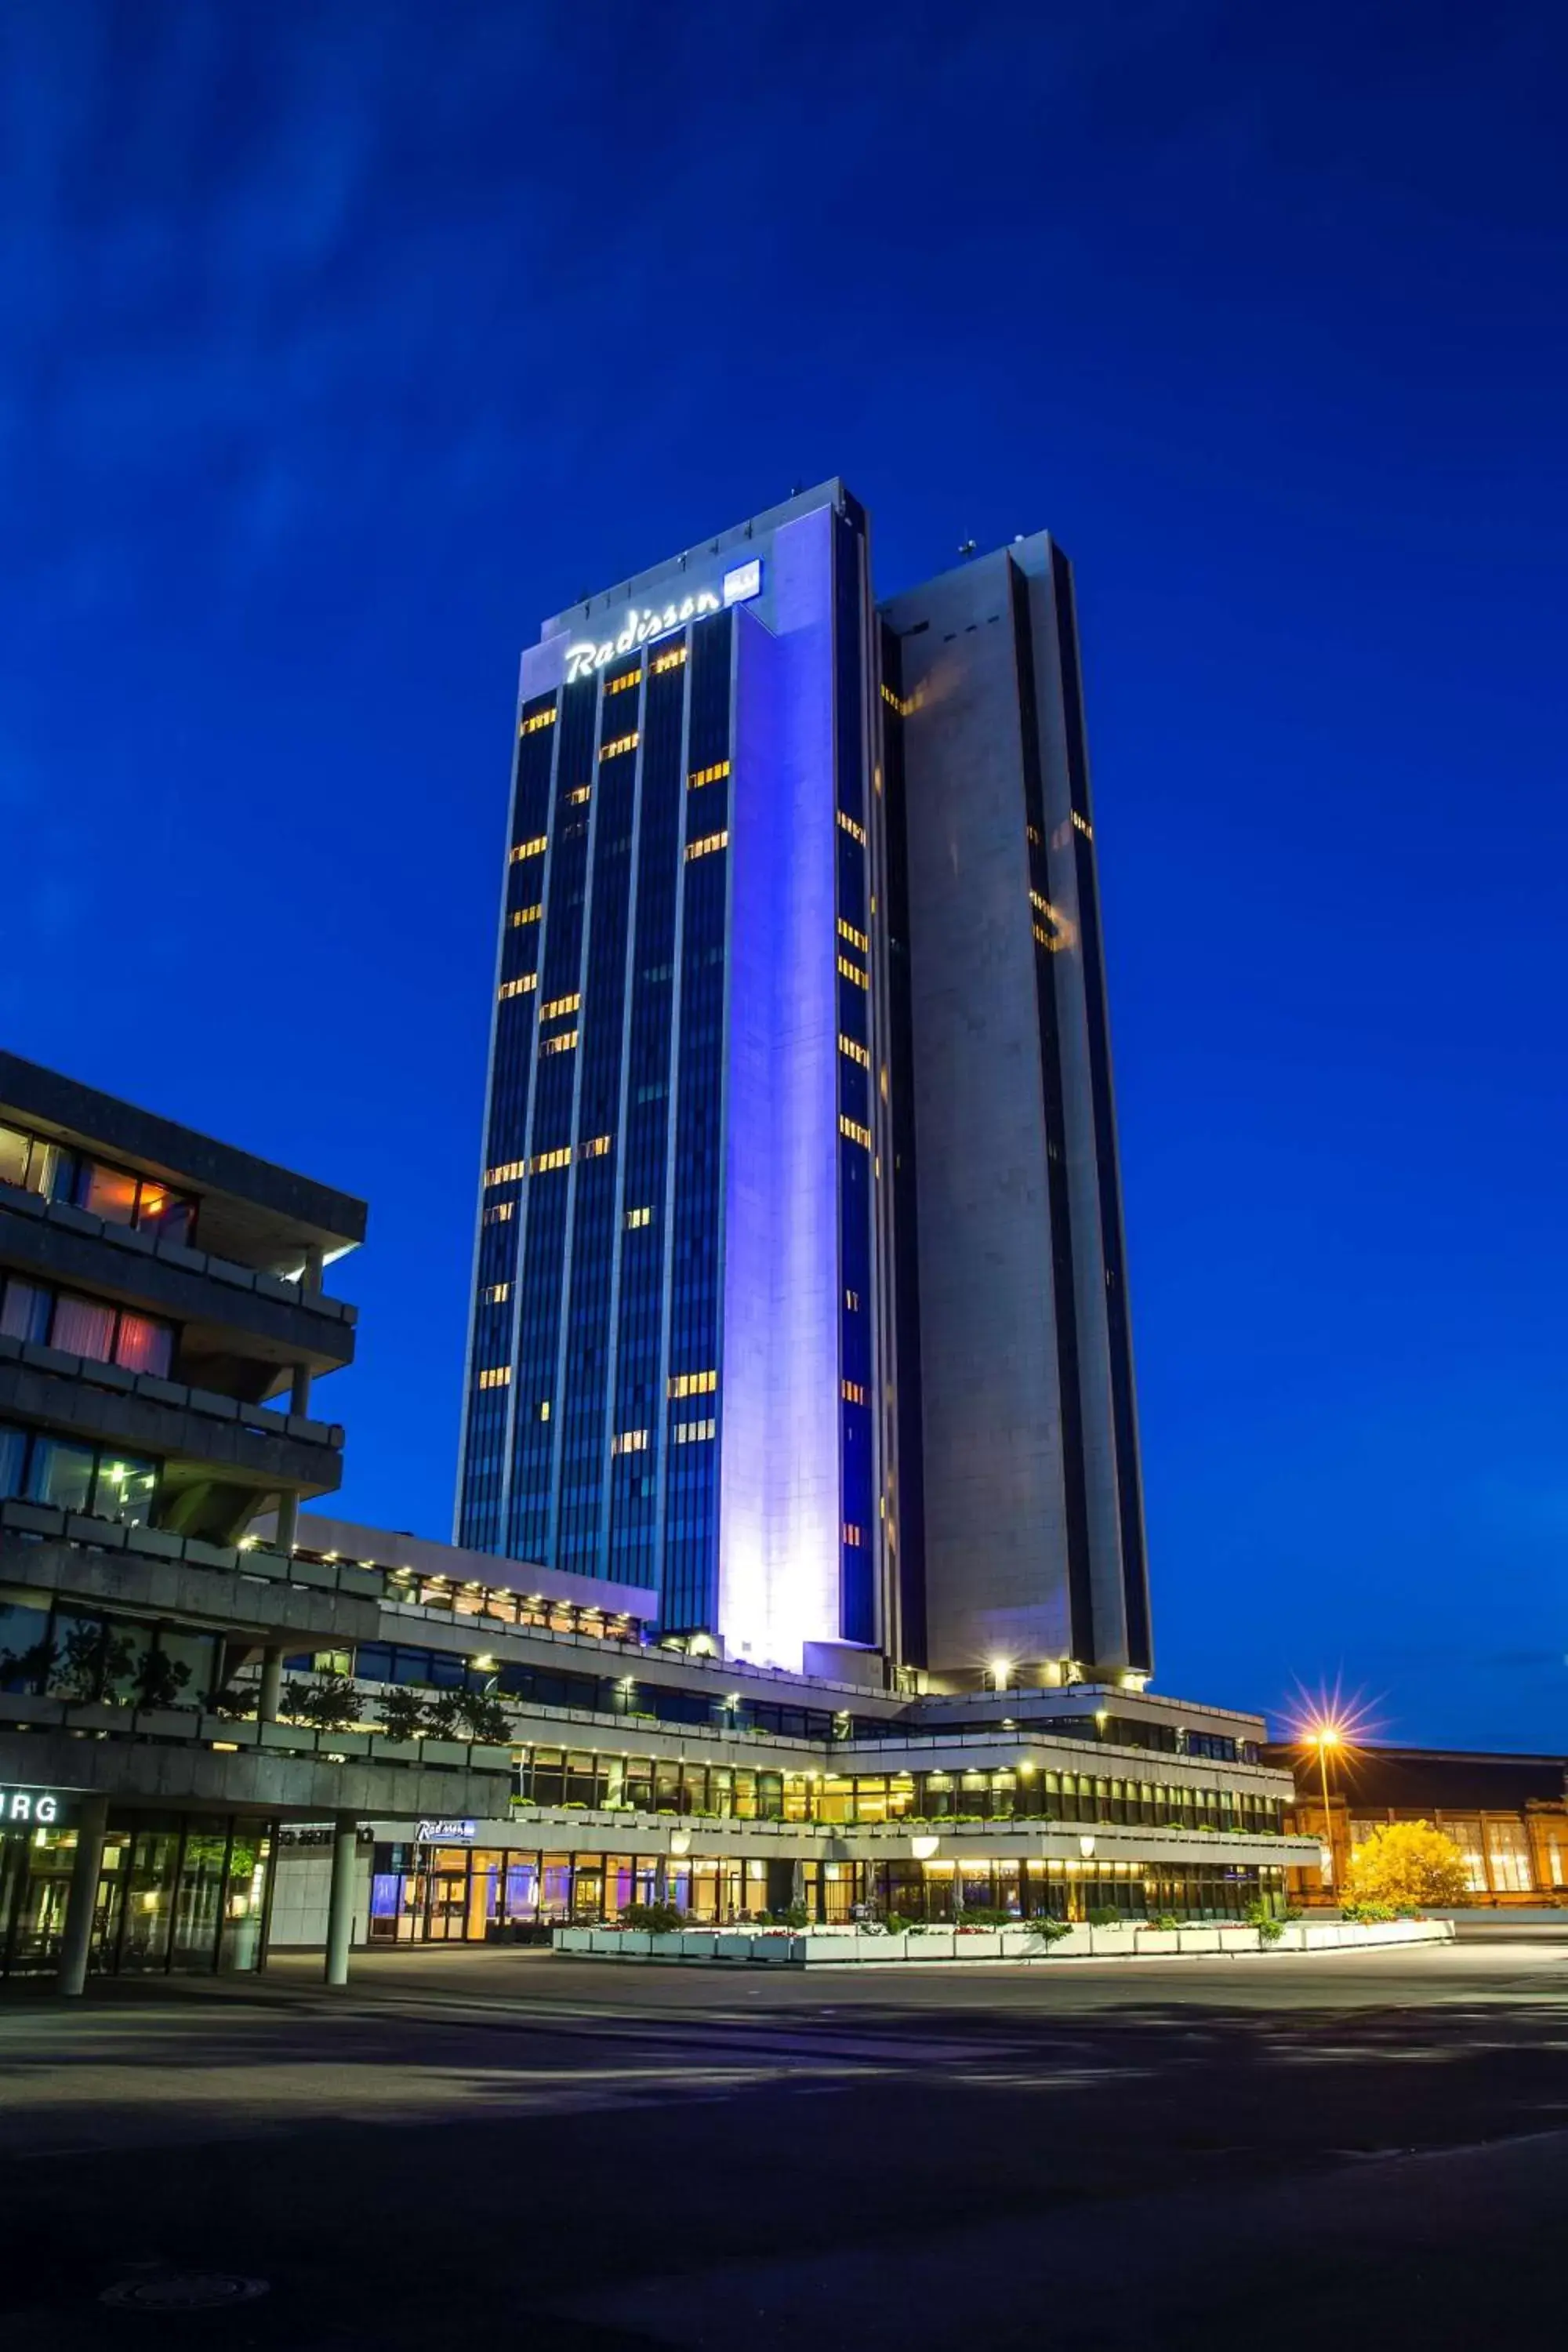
[0,1177,357,1324]
[0,1502,384,1643]
[0,1685,513,1778]
[0,1331,343,1450]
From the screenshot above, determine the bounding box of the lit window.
[842,1523,863,1547]
[625,1205,652,1229]
[837,916,869,953]
[879,682,919,718]
[600,731,639,761]
[671,1417,715,1445]
[510,835,548,862]
[564,784,591,806]
[511,903,543,925]
[837,810,867,844]
[611,1428,648,1456]
[540,1031,578,1057]
[838,1033,870,1069]
[841,1379,866,1406]
[498,975,535,1000]
[482,1202,514,1225]
[844,1289,860,1311]
[539,1399,551,1421]
[686,829,728,862]
[521,706,557,735]
[477,1367,511,1390]
[540,991,581,1021]
[485,1161,527,1187]
[578,1134,611,1159]
[604,668,641,697]
[1025,822,1042,848]
[482,1283,511,1305]
[837,956,869,990]
[668,1369,718,1399]
[1071,810,1093,839]
[688,760,731,790]
[839,1115,872,1149]
[530,1146,571,1174]
[651,645,688,674]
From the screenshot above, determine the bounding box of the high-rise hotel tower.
[458,483,1150,1686]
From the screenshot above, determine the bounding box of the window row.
[0,1584,217,1705]
[0,1424,158,1525]
[0,1272,175,1377]
[0,1120,195,1247]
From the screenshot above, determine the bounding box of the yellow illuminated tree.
[1346,1820,1473,1910]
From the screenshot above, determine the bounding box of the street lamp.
[1306,1723,1342,1889]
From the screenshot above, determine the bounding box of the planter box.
[1088,1926,1138,1956]
[1050,1929,1094,1958]
[1214,1926,1258,1950]
[553,1926,592,1952]
[954,1932,1004,1959]
[800,1935,859,1962]
[749,1936,797,1963]
[1134,1929,1182,1955]
[368,1737,420,1762]
[1177,1929,1222,1953]
[648,1933,688,1959]
[199,1715,258,1746]
[905,1931,956,1960]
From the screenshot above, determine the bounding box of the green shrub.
[1026,1916,1072,1944]
[619,1902,686,1933]
[1340,1900,1396,1925]
[1086,1906,1122,1928]
[1152,1914,1181,1933]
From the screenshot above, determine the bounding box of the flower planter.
[1214,1926,1257,1951]
[801,1934,860,1962]
[953,1932,1004,1959]
[1134,1929,1181,1956]
[1087,1926,1138,1957]
[905,1931,956,1960]
[648,1933,688,1959]
[1176,1928,1222,1953]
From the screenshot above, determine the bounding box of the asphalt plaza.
[2,1926,1566,2350]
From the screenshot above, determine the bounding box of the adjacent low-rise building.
[1266,1741,1568,1908]
[269,1514,1316,1949]
[0,1056,511,1988]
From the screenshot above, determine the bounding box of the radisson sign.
[562,558,762,684]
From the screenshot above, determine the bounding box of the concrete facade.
[880,535,1151,1680]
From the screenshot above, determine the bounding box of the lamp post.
[1310,1726,1341,1891]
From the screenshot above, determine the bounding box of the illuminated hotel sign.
[0,1786,75,1828]
[416,1817,477,1846]
[563,559,763,684]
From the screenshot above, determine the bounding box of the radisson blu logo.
[563,559,762,684]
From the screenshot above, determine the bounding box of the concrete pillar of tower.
[57,1795,111,1998]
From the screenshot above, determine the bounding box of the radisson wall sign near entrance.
[562,558,763,684]
[0,1785,78,1828]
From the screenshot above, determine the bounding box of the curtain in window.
[50,1293,117,1363]
[114,1312,172,1377]
[0,1422,26,1498]
[0,1279,49,1343]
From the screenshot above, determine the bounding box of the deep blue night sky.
[3,5,1564,1748]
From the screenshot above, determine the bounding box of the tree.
[1346,1820,1473,1911]
[281,1672,364,1732]
[376,1686,430,1742]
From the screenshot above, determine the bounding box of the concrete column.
[258,1646,285,1722]
[325,1816,358,1987]
[58,1795,110,1998]
[274,1249,323,1561]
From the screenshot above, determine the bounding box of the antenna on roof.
[958,539,977,559]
